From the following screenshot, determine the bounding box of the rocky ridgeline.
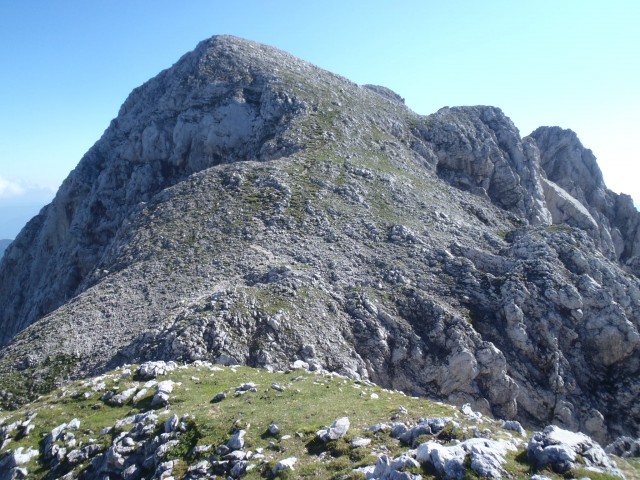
[0,361,634,480]
[0,35,639,445]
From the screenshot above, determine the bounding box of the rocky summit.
[0,34,639,453]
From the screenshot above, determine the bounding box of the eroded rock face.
[531,126,640,265]
[413,106,552,226]
[0,36,305,347]
[0,35,639,442]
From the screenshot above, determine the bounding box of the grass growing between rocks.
[0,364,453,478]
[1,363,638,479]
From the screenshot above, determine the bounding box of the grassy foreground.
[0,363,637,479]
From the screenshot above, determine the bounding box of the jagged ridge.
[0,36,639,445]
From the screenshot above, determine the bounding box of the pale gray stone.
[164,414,179,433]
[272,456,297,474]
[317,417,350,442]
[1,35,640,446]
[268,423,279,435]
[227,430,246,451]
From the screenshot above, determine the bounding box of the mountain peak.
[1,36,639,444]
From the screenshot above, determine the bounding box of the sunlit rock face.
[0,35,639,443]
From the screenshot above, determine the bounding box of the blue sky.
[1,1,639,238]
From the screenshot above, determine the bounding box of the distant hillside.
[0,239,11,257]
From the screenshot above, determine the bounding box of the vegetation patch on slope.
[0,362,633,479]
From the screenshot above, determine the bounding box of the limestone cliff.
[0,35,638,443]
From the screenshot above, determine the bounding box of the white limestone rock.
[317,417,350,442]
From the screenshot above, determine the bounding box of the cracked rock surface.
[0,35,639,443]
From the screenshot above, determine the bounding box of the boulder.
[367,454,422,479]
[151,380,175,408]
[227,430,246,451]
[164,414,179,433]
[268,423,279,435]
[108,387,137,406]
[417,437,515,479]
[137,361,177,380]
[416,441,466,480]
[317,417,350,442]
[272,457,297,474]
[605,436,640,458]
[527,425,620,475]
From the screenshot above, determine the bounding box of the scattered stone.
[8,447,39,466]
[368,423,391,433]
[188,460,211,475]
[461,403,482,421]
[501,420,525,436]
[605,436,640,458]
[231,459,248,477]
[272,457,297,474]
[268,423,280,435]
[1,467,28,480]
[227,430,246,451]
[137,361,177,380]
[132,388,148,404]
[416,441,467,479]
[291,360,309,370]
[236,383,257,392]
[352,437,372,448]
[191,444,212,456]
[367,454,422,479]
[416,437,516,479]
[463,438,514,478]
[317,417,350,442]
[527,425,620,475]
[107,387,137,406]
[151,380,175,408]
[224,449,247,461]
[211,392,227,403]
[164,414,179,433]
[271,382,286,392]
[216,444,230,456]
[66,449,87,466]
[68,417,81,430]
[44,422,68,458]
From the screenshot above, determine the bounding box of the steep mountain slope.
[0,36,639,444]
[0,239,11,258]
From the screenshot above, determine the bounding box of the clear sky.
[1,0,639,238]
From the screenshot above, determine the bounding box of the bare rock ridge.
[0,35,639,444]
[0,35,306,346]
[531,126,640,266]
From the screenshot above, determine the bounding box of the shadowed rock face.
[0,35,639,443]
[0,240,10,258]
[0,36,306,346]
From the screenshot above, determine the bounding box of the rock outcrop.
[531,126,640,267]
[0,35,638,443]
